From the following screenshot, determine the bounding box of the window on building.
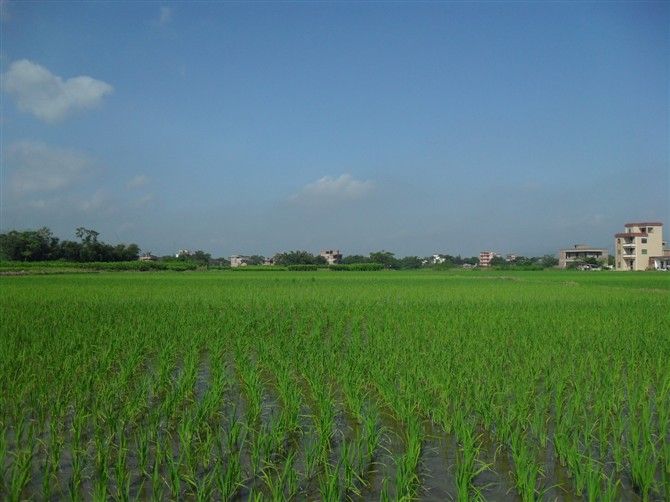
[641,249,647,255]
[642,238,647,243]
[617,261,621,268]
[617,249,621,255]
[617,238,621,243]
[648,227,654,233]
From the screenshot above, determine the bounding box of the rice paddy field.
[1,269,669,501]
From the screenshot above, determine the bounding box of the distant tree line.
[489,255,559,269]
[274,251,327,266]
[1,227,563,270]
[0,227,140,262]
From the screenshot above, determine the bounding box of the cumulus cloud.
[5,141,94,193]
[2,59,113,123]
[126,174,150,189]
[290,174,374,205]
[158,6,172,25]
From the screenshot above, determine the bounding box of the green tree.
[341,254,370,265]
[369,251,398,269]
[540,255,559,268]
[247,255,265,266]
[274,250,319,266]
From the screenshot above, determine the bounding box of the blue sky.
[1,1,668,257]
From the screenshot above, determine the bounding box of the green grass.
[1,270,668,500]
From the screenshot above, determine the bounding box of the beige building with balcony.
[614,222,665,271]
[558,245,608,269]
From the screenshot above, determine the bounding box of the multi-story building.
[479,251,497,267]
[614,222,665,271]
[320,249,342,265]
[558,245,608,269]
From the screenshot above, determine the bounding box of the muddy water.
[418,422,458,500]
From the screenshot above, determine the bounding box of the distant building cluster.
[552,221,669,271]
[160,219,669,272]
[229,255,275,267]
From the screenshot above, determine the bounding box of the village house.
[320,249,342,265]
[230,255,251,267]
[558,245,608,269]
[479,251,497,267]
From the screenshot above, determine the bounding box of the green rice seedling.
[454,417,487,502]
[237,357,264,427]
[510,431,542,502]
[395,417,422,501]
[601,472,620,502]
[217,451,241,501]
[226,415,245,454]
[627,405,657,500]
[303,437,321,480]
[661,439,670,501]
[167,450,182,499]
[361,407,385,467]
[260,450,299,500]
[150,438,164,500]
[136,428,150,476]
[318,459,344,500]
[194,468,216,502]
[8,445,33,502]
[0,424,7,495]
[249,423,276,477]
[340,438,365,497]
[114,428,131,502]
[380,476,391,502]
[42,420,64,499]
[583,457,603,502]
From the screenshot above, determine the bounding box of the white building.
[479,251,497,268]
[650,255,670,271]
[230,255,251,267]
[320,249,342,265]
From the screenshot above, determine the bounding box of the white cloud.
[5,141,94,193]
[126,174,150,189]
[78,189,108,213]
[158,6,172,25]
[2,59,113,123]
[290,174,374,205]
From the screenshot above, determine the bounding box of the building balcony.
[622,242,635,248]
